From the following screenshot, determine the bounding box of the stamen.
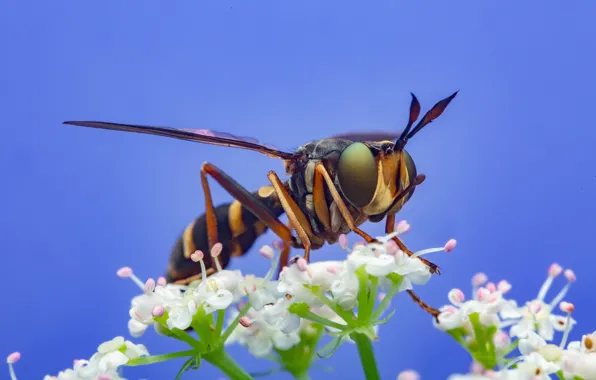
[296,258,308,272]
[476,287,490,302]
[472,272,488,287]
[396,220,411,234]
[537,263,562,301]
[144,278,156,295]
[564,269,576,283]
[117,266,145,289]
[190,250,208,281]
[497,280,512,294]
[6,352,20,380]
[210,243,224,272]
[152,305,165,317]
[444,238,457,252]
[263,246,281,281]
[549,282,572,311]
[384,240,399,255]
[558,301,574,349]
[486,282,497,293]
[239,316,253,328]
[397,370,419,380]
[528,301,543,315]
[259,245,274,259]
[339,234,349,250]
[549,263,563,277]
[411,247,444,258]
[448,288,465,305]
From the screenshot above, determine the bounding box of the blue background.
[2,1,595,379]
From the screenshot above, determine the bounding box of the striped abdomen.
[166,186,284,283]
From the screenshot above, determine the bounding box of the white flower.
[516,351,560,378]
[261,298,301,334]
[277,259,343,306]
[506,264,576,341]
[225,308,301,357]
[330,261,360,310]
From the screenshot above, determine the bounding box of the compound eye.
[336,142,378,208]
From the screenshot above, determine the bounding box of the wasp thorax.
[337,142,378,208]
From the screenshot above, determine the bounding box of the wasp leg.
[405,286,440,320]
[275,220,294,279]
[384,214,440,319]
[313,163,375,243]
[173,162,297,285]
[267,171,318,262]
[385,214,441,275]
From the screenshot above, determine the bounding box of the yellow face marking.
[361,150,401,215]
[182,220,197,258]
[312,167,331,230]
[228,200,247,238]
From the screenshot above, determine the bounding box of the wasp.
[64,91,457,317]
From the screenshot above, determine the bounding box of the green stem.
[350,332,381,380]
[220,302,252,344]
[204,348,254,380]
[298,310,347,331]
[126,349,195,366]
[312,291,355,323]
[294,372,311,380]
[371,279,401,320]
[215,309,225,337]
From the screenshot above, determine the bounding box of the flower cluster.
[399,263,595,379]
[5,337,148,380]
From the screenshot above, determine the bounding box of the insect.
[64,91,457,317]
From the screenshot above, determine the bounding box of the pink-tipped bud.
[144,278,156,294]
[548,263,563,277]
[338,234,348,249]
[564,269,577,283]
[326,266,340,274]
[472,272,488,287]
[477,287,490,302]
[396,220,411,234]
[397,370,420,380]
[152,305,165,317]
[378,293,387,302]
[157,277,167,286]
[210,243,223,258]
[559,301,574,313]
[296,258,308,272]
[529,302,543,315]
[448,288,465,304]
[6,352,20,364]
[190,250,204,262]
[497,280,512,294]
[444,238,457,252]
[259,245,274,259]
[116,267,133,278]
[385,240,399,255]
[239,316,253,328]
[493,331,509,347]
[470,361,484,374]
[98,375,111,380]
[486,282,497,293]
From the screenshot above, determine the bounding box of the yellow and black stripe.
[165,186,283,282]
